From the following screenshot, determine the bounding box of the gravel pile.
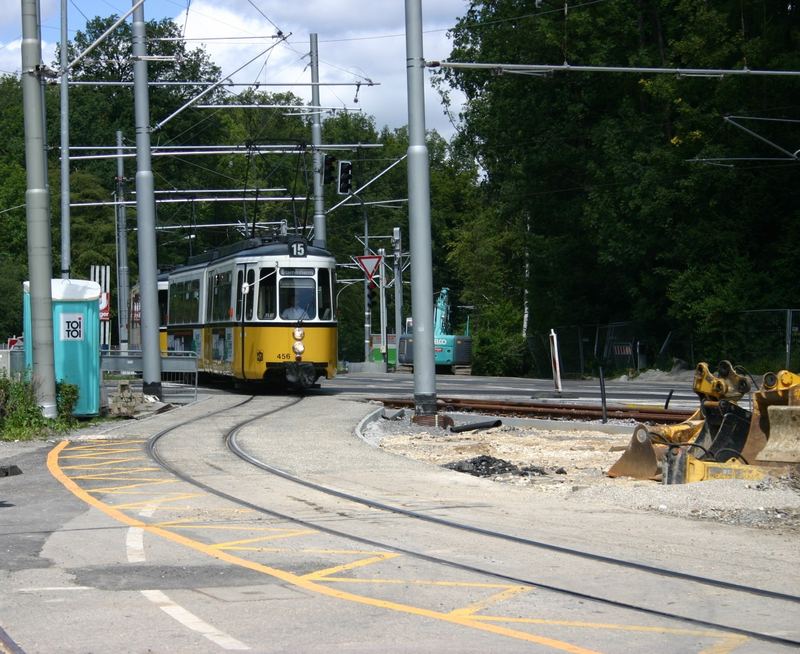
[363,410,800,534]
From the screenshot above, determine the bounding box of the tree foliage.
[441,0,800,371]
[3,4,797,376]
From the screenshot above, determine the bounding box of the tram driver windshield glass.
[279,277,316,320]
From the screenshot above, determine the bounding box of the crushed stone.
[365,413,800,534]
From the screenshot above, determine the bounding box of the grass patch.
[0,375,80,441]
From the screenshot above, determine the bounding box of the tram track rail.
[139,395,800,649]
[375,397,695,423]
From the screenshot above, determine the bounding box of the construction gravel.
[363,412,800,535]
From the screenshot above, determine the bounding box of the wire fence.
[528,309,800,378]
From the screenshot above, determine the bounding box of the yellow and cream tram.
[165,236,337,388]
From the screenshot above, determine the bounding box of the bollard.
[549,329,562,393]
[599,366,608,424]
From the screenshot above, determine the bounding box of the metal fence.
[530,309,800,378]
[101,351,198,404]
[0,347,25,380]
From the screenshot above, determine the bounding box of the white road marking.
[140,590,250,651]
[17,586,92,592]
[128,507,249,650]
[125,505,156,563]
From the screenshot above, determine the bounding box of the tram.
[164,235,337,388]
[129,274,169,352]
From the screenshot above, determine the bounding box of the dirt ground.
[365,413,800,535]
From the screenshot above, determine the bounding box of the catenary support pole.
[378,247,387,365]
[116,130,130,352]
[393,227,403,347]
[404,0,436,416]
[131,0,162,398]
[310,34,326,248]
[21,0,57,418]
[59,0,70,278]
[361,197,371,362]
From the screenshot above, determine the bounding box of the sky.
[0,0,469,139]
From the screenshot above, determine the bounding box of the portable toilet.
[23,279,101,416]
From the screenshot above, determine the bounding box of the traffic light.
[337,160,353,195]
[366,281,376,307]
[323,155,336,184]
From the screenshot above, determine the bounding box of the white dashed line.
[140,590,250,651]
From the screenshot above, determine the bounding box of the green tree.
[440,0,800,373]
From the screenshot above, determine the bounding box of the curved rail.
[144,397,800,649]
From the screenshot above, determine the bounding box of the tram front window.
[279,278,316,320]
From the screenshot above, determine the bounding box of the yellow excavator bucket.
[752,373,800,463]
[606,361,800,481]
[607,424,670,480]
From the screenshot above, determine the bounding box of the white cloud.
[1,0,467,137]
[0,38,58,76]
[1,0,58,74]
[175,0,465,138]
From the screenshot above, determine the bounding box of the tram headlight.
[292,341,305,355]
[293,327,305,341]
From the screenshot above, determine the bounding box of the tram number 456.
[277,353,293,360]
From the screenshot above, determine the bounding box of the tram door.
[236,264,256,379]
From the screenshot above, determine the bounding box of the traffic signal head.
[337,160,353,195]
[367,281,376,305]
[323,155,337,184]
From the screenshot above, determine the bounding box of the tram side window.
[169,279,200,324]
[245,269,255,320]
[258,267,277,320]
[318,268,333,320]
[236,270,244,320]
[209,271,233,322]
[158,288,168,328]
[280,278,316,320]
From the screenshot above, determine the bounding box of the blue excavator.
[397,288,472,374]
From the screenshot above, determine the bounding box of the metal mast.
[393,227,403,344]
[131,0,162,398]
[21,0,58,418]
[404,0,436,417]
[310,33,326,248]
[59,0,70,278]
[115,130,130,352]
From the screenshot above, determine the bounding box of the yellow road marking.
[48,440,600,654]
[303,553,401,580]
[60,458,151,469]
[71,473,165,482]
[473,614,737,639]
[114,494,205,510]
[65,441,147,449]
[60,449,144,459]
[50,440,744,653]
[84,479,179,494]
[449,585,531,617]
[234,547,411,556]
[699,635,750,654]
[211,531,318,549]
[316,577,521,589]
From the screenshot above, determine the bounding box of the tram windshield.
[279,278,315,320]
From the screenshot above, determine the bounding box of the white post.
[549,328,562,393]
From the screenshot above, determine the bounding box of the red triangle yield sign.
[355,255,382,280]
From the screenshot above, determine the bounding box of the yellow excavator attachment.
[607,361,745,481]
[663,448,767,483]
[607,425,666,480]
[753,372,800,463]
[607,361,800,482]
